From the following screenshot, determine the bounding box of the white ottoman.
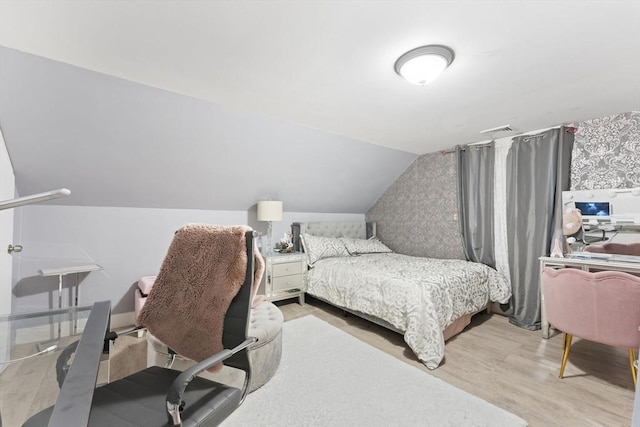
[147,301,283,392]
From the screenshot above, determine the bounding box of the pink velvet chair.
[541,267,640,387]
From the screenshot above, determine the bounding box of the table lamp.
[257,200,283,254]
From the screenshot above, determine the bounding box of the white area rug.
[223,315,528,427]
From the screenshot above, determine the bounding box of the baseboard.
[112,311,136,329]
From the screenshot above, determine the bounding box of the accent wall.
[570,111,640,190]
[367,111,640,260]
[366,151,464,260]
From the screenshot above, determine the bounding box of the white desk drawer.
[272,261,303,277]
[272,274,303,292]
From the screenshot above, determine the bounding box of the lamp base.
[266,221,274,255]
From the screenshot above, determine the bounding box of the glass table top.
[0,303,111,427]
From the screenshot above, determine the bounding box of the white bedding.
[307,253,511,369]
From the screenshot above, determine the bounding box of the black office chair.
[24,226,259,427]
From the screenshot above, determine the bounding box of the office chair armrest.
[104,325,145,344]
[165,336,257,425]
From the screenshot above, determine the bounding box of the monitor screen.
[574,201,611,218]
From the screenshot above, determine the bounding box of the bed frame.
[291,221,473,340]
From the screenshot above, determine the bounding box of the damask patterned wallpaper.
[366,152,465,260]
[571,111,640,190]
[367,110,639,260]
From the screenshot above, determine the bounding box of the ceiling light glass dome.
[394,45,455,85]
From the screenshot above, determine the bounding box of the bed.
[291,221,512,369]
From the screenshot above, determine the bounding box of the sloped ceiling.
[0,1,639,212]
[0,47,416,212]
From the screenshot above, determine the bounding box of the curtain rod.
[440,125,571,155]
[440,141,494,154]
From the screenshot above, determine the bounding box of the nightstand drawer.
[272,274,303,292]
[272,261,303,277]
[262,253,307,305]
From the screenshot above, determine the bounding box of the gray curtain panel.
[456,143,496,268]
[506,128,574,330]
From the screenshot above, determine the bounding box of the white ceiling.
[2,0,638,155]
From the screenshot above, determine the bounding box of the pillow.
[301,233,349,265]
[340,237,393,255]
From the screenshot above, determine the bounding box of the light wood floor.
[279,297,635,427]
[1,298,635,426]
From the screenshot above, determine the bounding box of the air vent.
[480,125,515,134]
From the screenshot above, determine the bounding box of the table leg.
[58,274,63,338]
[73,273,79,335]
[540,262,549,339]
[541,293,549,339]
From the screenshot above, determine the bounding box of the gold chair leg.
[629,349,637,388]
[559,333,572,379]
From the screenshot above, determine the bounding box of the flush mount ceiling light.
[394,45,455,85]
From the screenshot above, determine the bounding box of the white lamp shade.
[257,200,283,221]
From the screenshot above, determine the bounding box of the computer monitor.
[574,201,611,219]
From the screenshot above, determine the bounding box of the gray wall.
[1,47,412,321]
[0,47,416,214]
[12,205,362,318]
[366,152,464,260]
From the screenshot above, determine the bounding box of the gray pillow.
[340,237,393,255]
[301,233,349,265]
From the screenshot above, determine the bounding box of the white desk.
[539,255,640,339]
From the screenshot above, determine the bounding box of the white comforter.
[307,253,511,369]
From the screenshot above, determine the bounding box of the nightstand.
[261,252,307,305]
